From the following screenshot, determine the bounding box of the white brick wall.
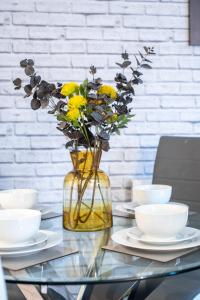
[0,0,198,206]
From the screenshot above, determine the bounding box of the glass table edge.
[5,263,200,286]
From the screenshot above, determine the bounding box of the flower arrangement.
[13,46,155,152]
[13,47,155,231]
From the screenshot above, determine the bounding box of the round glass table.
[4,213,200,286]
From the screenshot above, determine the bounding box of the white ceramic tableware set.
[116,184,172,214]
[0,189,62,257]
[114,184,200,252]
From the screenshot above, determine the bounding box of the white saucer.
[0,230,48,251]
[111,228,200,252]
[0,230,62,257]
[127,227,199,245]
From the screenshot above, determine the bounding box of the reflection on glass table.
[4,213,200,285]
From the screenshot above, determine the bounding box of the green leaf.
[79,84,84,96]
[57,114,67,122]
[82,78,89,87]
[79,79,89,98]
[72,120,79,128]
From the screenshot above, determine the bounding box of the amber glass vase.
[63,144,112,231]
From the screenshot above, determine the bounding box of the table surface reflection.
[4,213,200,285]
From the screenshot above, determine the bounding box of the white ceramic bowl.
[135,203,188,240]
[0,189,37,209]
[132,184,172,205]
[0,209,41,243]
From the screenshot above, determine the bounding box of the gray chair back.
[152,136,200,212]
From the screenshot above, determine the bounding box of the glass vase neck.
[70,147,102,172]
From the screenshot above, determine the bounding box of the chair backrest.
[0,259,7,300]
[152,136,200,212]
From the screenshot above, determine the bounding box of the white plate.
[127,227,199,245]
[111,228,200,252]
[0,230,48,251]
[0,230,62,257]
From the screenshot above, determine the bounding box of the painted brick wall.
[0,0,197,206]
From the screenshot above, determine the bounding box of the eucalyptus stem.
[73,147,89,224]
[68,171,77,228]
[78,144,98,223]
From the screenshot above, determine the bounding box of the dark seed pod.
[34,75,41,85]
[30,75,41,88]
[47,83,56,92]
[95,77,102,84]
[37,87,46,99]
[31,98,41,110]
[121,51,129,60]
[101,140,110,152]
[98,130,109,140]
[20,59,28,68]
[13,78,22,87]
[24,84,32,96]
[40,80,49,88]
[25,65,35,76]
[27,59,34,66]
[40,98,49,108]
[89,65,96,75]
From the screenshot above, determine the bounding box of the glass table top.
[4,213,200,285]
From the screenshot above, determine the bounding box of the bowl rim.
[0,209,41,219]
[133,184,172,191]
[0,189,37,194]
[135,203,188,215]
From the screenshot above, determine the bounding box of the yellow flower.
[68,95,87,109]
[98,85,117,100]
[66,108,80,121]
[61,82,79,97]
